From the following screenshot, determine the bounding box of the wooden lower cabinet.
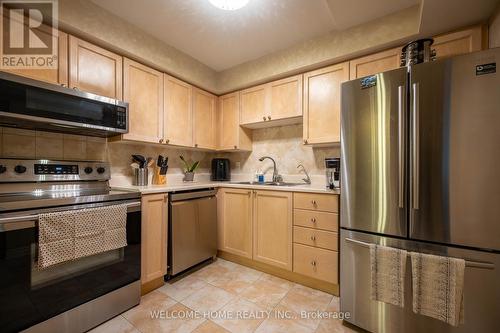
[217,188,253,258]
[253,190,293,271]
[293,243,338,284]
[141,193,168,284]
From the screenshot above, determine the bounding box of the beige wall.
[58,0,218,93]
[217,124,339,178]
[215,5,421,93]
[490,4,500,48]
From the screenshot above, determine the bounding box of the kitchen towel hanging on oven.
[38,204,128,269]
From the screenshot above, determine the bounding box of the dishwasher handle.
[170,188,217,202]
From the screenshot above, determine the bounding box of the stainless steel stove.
[0,159,142,333]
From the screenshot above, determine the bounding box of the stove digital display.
[35,164,79,175]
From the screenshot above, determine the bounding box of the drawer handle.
[263,116,266,121]
[310,235,316,241]
[311,200,317,206]
[310,217,316,223]
[311,260,317,267]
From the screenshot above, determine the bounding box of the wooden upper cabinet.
[122,58,163,143]
[240,84,268,124]
[349,47,401,80]
[217,188,253,259]
[193,88,217,150]
[253,190,293,271]
[303,62,349,145]
[2,29,69,86]
[269,74,303,121]
[69,36,122,99]
[163,74,193,147]
[141,193,168,284]
[218,92,252,151]
[433,25,486,59]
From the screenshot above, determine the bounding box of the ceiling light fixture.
[209,0,250,11]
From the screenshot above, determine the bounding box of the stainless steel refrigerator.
[340,47,500,333]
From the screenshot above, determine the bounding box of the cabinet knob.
[263,116,266,121]
[194,143,198,147]
[72,86,79,90]
[159,138,164,143]
[234,145,237,149]
[247,191,251,196]
[310,235,316,241]
[311,260,317,267]
[60,83,66,87]
[311,217,316,223]
[268,116,271,120]
[311,200,317,206]
[303,139,308,144]
[165,139,170,144]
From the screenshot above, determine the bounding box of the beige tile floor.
[89,259,363,333]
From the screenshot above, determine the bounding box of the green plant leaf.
[189,161,200,172]
[179,155,190,171]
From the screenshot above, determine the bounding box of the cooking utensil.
[131,155,146,168]
[130,162,140,169]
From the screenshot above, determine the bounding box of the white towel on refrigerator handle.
[410,252,465,326]
[370,244,407,307]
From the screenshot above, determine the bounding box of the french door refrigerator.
[340,47,500,333]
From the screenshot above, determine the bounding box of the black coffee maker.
[211,158,230,181]
[325,158,340,190]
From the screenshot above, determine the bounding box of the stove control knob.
[96,167,106,174]
[14,165,27,174]
[0,165,6,174]
[84,167,93,174]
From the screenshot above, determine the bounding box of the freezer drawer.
[340,229,499,333]
[170,192,217,275]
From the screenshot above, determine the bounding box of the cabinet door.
[69,36,122,99]
[193,88,217,150]
[269,74,303,121]
[303,62,349,145]
[253,190,293,270]
[433,26,485,59]
[218,92,252,151]
[240,84,268,124]
[217,188,253,259]
[122,59,164,143]
[163,75,193,147]
[2,29,68,86]
[141,193,168,283]
[349,47,401,80]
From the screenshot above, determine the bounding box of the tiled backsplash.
[0,127,107,161]
[1,124,338,184]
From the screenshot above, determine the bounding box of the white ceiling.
[91,0,420,71]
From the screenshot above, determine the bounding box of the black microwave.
[0,72,128,137]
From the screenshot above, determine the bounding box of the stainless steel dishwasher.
[168,188,217,276]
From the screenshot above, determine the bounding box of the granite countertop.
[112,181,340,195]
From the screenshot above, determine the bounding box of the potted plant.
[179,156,199,181]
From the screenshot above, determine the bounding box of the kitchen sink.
[230,181,305,187]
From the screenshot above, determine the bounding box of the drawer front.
[293,226,338,251]
[293,193,338,212]
[293,243,338,284]
[293,209,338,232]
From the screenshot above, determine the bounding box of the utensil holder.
[153,166,167,185]
[133,168,148,186]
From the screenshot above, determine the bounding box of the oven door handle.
[0,201,141,232]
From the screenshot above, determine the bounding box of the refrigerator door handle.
[412,82,420,210]
[398,85,405,208]
[344,238,495,270]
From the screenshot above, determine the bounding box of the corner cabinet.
[1,30,68,86]
[218,92,252,151]
[121,58,164,143]
[303,62,349,145]
[193,88,217,150]
[68,36,123,99]
[432,25,486,59]
[163,75,193,147]
[217,188,253,258]
[253,190,293,270]
[141,193,168,284]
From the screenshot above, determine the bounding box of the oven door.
[0,200,141,333]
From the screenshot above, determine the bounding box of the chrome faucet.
[259,156,282,183]
[297,164,311,184]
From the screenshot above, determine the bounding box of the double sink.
[230,181,305,187]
